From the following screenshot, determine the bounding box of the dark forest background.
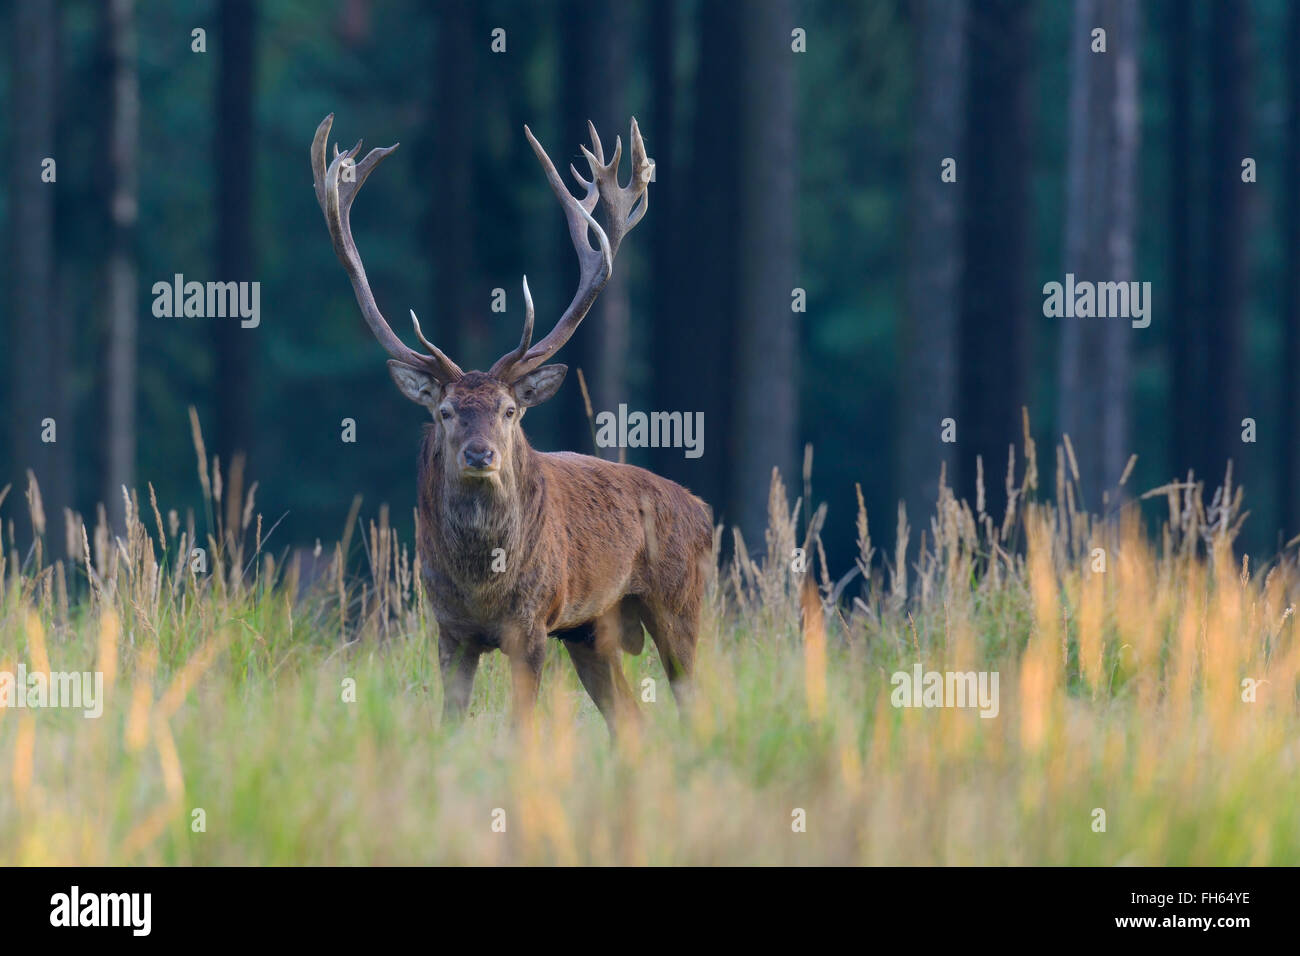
[3,0,1299,578]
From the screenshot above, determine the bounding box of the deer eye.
[439,406,453,420]
[504,405,517,419]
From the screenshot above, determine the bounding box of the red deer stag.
[311,114,711,735]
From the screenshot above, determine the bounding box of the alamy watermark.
[890,663,999,718]
[594,404,704,459]
[152,273,260,328]
[0,665,104,718]
[1042,273,1151,328]
[50,886,151,936]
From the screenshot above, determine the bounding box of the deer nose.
[462,442,495,470]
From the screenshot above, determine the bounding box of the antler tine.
[410,309,441,356]
[568,162,599,214]
[500,120,652,380]
[581,117,651,259]
[586,120,607,166]
[517,276,535,353]
[497,124,613,380]
[311,114,463,383]
[487,277,536,378]
[580,119,623,187]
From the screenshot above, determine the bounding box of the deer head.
[310,114,652,483]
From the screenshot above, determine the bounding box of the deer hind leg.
[560,612,640,738]
[640,597,699,715]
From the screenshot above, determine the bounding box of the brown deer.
[311,114,711,735]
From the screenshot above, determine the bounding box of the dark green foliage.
[3,0,1297,574]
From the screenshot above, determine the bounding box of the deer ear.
[512,364,567,407]
[387,360,441,407]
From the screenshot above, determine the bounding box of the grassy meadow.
[1,412,1298,865]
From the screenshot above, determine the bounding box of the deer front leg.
[502,625,547,731]
[437,630,482,724]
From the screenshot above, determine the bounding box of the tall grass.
[0,409,1297,864]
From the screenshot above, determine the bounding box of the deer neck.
[421,431,543,571]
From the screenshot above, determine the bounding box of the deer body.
[419,429,710,725]
[419,439,708,638]
[312,115,709,734]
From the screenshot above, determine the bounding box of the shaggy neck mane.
[418,424,545,577]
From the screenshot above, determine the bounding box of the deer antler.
[490,119,652,381]
[574,118,652,259]
[312,114,463,383]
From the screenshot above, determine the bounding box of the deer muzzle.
[460,440,499,476]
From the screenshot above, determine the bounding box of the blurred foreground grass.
[1,414,1298,864]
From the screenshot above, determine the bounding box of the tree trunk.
[1202,0,1250,491]
[649,0,684,477]
[730,0,798,548]
[900,0,967,533]
[213,0,257,470]
[1283,0,1300,537]
[654,0,739,514]
[1058,0,1140,508]
[958,0,1033,516]
[1167,0,1198,486]
[433,0,479,367]
[103,0,140,528]
[558,0,631,456]
[9,0,72,544]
